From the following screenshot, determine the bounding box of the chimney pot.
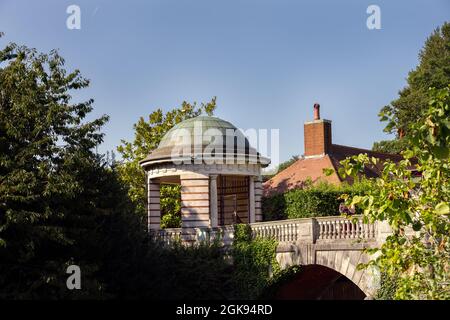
[304,103,332,157]
[313,103,320,120]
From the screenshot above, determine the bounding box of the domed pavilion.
[139,116,270,238]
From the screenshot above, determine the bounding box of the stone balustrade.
[251,219,301,242]
[154,215,380,245]
[316,216,377,241]
[155,228,182,245]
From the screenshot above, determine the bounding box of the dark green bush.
[262,181,368,220]
[230,224,279,299]
[285,189,344,218]
[375,272,399,300]
[263,189,346,220]
[261,193,287,220]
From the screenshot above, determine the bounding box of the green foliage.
[99,224,282,300]
[261,192,287,220]
[372,138,409,154]
[374,22,450,153]
[160,213,181,229]
[116,98,216,223]
[0,42,126,298]
[160,185,181,228]
[377,22,450,138]
[231,224,279,299]
[262,181,368,220]
[107,225,280,300]
[103,239,234,299]
[375,273,399,300]
[340,87,450,300]
[234,223,254,242]
[284,189,345,219]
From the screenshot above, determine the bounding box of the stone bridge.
[156,216,392,299]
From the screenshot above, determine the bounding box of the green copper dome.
[158,116,237,148]
[140,116,270,167]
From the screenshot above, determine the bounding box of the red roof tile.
[263,144,409,196]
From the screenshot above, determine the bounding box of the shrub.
[284,189,344,218]
[262,181,368,220]
[375,272,398,300]
[230,224,279,299]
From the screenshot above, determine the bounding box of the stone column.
[148,178,161,232]
[180,174,210,243]
[249,176,256,224]
[254,176,263,222]
[376,220,392,244]
[297,218,316,244]
[209,174,218,228]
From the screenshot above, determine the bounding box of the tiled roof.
[263,155,341,196]
[263,144,407,196]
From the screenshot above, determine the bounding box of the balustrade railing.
[316,216,376,240]
[152,216,378,246]
[251,220,302,242]
[155,228,182,245]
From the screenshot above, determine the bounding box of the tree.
[0,40,119,297]
[338,86,450,299]
[372,139,408,154]
[116,99,217,226]
[374,22,450,153]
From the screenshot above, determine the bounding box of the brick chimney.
[304,103,332,157]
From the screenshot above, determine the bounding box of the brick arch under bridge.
[273,264,368,300]
[275,243,380,298]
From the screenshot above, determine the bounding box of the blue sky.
[0,0,449,164]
